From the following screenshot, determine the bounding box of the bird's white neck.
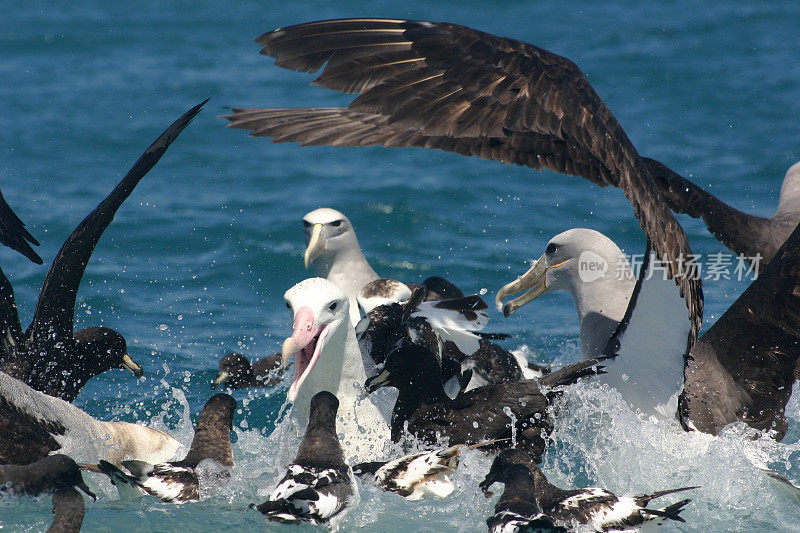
[313,246,379,325]
[290,321,390,461]
[567,262,635,358]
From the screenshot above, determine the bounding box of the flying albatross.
[0,188,42,264]
[223,18,703,345]
[0,100,206,402]
[496,223,800,439]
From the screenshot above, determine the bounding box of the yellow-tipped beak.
[121,354,144,378]
[211,371,230,389]
[304,223,326,269]
[281,337,297,367]
[496,254,569,317]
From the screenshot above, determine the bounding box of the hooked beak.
[364,369,392,394]
[121,354,144,379]
[495,254,569,317]
[478,470,499,494]
[211,371,230,389]
[281,306,327,402]
[304,223,326,269]
[76,481,97,501]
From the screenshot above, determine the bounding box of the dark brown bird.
[0,100,206,401]
[0,454,95,499]
[365,342,605,460]
[224,18,703,343]
[0,188,42,264]
[211,352,282,389]
[48,486,86,533]
[679,219,800,439]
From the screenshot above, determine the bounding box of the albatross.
[281,277,390,459]
[0,100,206,401]
[496,223,800,439]
[223,18,703,346]
[0,370,182,466]
[301,207,466,325]
[302,207,379,325]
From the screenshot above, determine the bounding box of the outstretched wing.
[225,19,702,340]
[645,157,775,262]
[27,100,207,343]
[0,188,42,264]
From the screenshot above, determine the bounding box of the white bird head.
[302,208,360,270]
[496,228,630,317]
[282,278,351,402]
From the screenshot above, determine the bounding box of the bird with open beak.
[302,208,379,325]
[495,229,636,360]
[280,278,390,459]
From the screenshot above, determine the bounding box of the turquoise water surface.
[2,2,800,531]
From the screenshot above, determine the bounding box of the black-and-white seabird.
[254,391,358,527]
[0,454,95,499]
[0,370,182,466]
[0,188,42,264]
[497,223,800,439]
[48,486,86,533]
[647,158,800,264]
[481,460,565,533]
[480,449,696,532]
[281,277,390,457]
[353,440,505,501]
[223,18,704,347]
[94,393,236,503]
[357,284,538,398]
[211,351,282,389]
[365,342,605,459]
[0,100,206,402]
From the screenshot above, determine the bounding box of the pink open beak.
[281,306,329,402]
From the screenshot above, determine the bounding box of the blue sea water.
[2,1,800,531]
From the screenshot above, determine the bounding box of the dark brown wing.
[26,100,207,343]
[645,158,778,262]
[0,188,42,264]
[226,108,616,188]
[409,380,550,444]
[0,394,64,464]
[680,220,800,439]
[0,265,24,376]
[225,19,702,339]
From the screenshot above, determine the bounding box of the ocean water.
[2,1,800,531]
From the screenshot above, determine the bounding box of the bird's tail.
[642,498,693,523]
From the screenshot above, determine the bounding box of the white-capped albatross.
[0,370,183,466]
[497,224,800,439]
[495,228,690,416]
[223,18,704,344]
[281,277,390,459]
[302,208,379,325]
[301,208,466,326]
